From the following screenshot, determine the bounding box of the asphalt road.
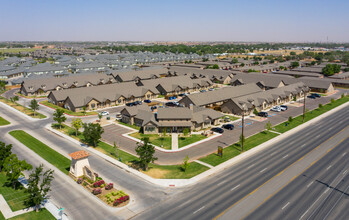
[244,138,349,220]
[132,105,349,220]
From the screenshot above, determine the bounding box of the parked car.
[100,111,109,116]
[208,88,215,91]
[165,102,179,107]
[200,90,207,93]
[135,101,142,105]
[126,103,134,107]
[150,106,157,110]
[115,113,122,120]
[222,124,234,130]
[258,112,268,117]
[271,106,281,112]
[312,93,321,98]
[224,117,231,122]
[307,95,316,99]
[280,105,288,111]
[211,127,224,133]
[144,99,151,103]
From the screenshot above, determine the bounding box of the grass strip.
[41,101,97,116]
[0,97,46,119]
[9,130,70,174]
[0,116,10,126]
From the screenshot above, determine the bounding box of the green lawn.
[200,131,279,166]
[223,115,240,121]
[129,133,206,150]
[41,101,97,116]
[0,172,30,211]
[274,95,349,133]
[0,97,46,119]
[9,208,55,220]
[117,121,141,130]
[0,116,10,126]
[9,130,71,174]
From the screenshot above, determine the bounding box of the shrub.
[105,183,113,190]
[77,178,83,184]
[92,188,102,195]
[341,93,345,98]
[331,98,335,103]
[112,191,117,196]
[288,116,293,122]
[93,180,105,188]
[253,108,258,116]
[318,103,323,108]
[113,195,130,206]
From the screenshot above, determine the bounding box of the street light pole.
[241,112,244,152]
[302,89,306,122]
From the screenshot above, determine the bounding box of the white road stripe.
[326,165,332,170]
[217,180,227,186]
[342,152,347,157]
[307,181,314,188]
[248,164,255,169]
[301,144,306,148]
[343,170,348,175]
[231,184,240,191]
[282,202,290,210]
[260,168,268,173]
[283,154,289,159]
[270,152,277,156]
[193,206,205,214]
[316,134,321,138]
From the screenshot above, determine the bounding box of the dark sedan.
[222,124,235,130]
[211,127,224,133]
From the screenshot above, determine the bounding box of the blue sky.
[1,0,348,42]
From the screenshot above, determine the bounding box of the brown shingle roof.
[69,150,90,160]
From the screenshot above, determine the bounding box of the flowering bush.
[105,183,113,190]
[92,188,102,195]
[113,195,129,206]
[77,178,83,184]
[93,180,105,188]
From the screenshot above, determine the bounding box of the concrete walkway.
[0,195,35,219]
[171,133,178,150]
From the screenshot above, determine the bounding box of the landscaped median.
[40,100,98,116]
[0,171,55,220]
[53,124,210,179]
[129,132,207,150]
[0,96,46,119]
[0,116,10,126]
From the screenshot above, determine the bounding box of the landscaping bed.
[75,174,130,207]
[0,96,46,119]
[0,116,10,126]
[9,130,71,174]
[40,100,98,116]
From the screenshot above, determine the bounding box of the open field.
[0,48,38,53]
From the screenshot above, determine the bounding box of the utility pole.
[302,89,306,122]
[241,112,244,152]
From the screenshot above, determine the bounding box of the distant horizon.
[1,0,348,42]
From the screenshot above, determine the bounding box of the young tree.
[291,61,300,68]
[3,154,32,189]
[265,121,272,131]
[71,118,82,136]
[114,141,119,158]
[253,108,259,116]
[27,164,54,212]
[183,128,189,137]
[98,113,103,121]
[53,109,66,129]
[0,141,12,172]
[0,80,6,91]
[29,99,39,116]
[182,155,190,172]
[83,123,104,147]
[82,106,87,116]
[135,137,157,171]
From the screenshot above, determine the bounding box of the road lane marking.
[283,154,289,159]
[231,184,240,191]
[260,168,268,173]
[282,202,290,210]
[270,152,277,156]
[178,199,192,208]
[326,165,332,170]
[342,152,347,157]
[316,134,321,138]
[193,206,205,214]
[307,181,314,188]
[213,127,348,220]
[217,180,227,186]
[343,170,348,175]
[301,144,306,148]
[248,164,255,169]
